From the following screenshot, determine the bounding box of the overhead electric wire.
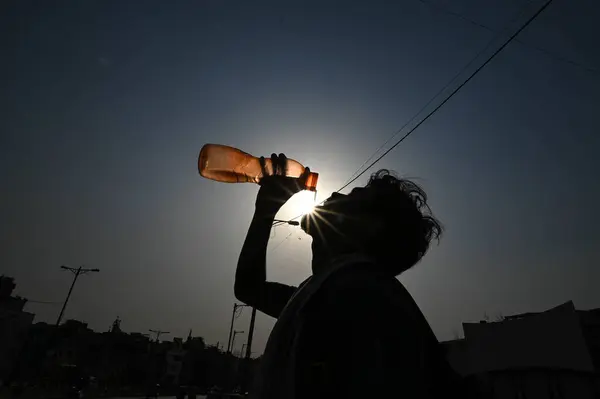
[269,232,293,253]
[416,0,491,31]
[270,0,555,257]
[416,0,598,75]
[273,0,554,232]
[340,2,526,189]
[336,0,555,193]
[339,0,541,191]
[26,299,61,305]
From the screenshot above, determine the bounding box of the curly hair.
[358,169,443,275]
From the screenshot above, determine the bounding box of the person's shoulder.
[297,277,311,289]
[319,262,429,325]
[326,261,402,296]
[314,262,400,310]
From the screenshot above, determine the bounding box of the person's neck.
[311,248,370,275]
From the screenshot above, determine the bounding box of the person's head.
[301,169,442,276]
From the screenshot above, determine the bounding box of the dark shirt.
[256,263,459,398]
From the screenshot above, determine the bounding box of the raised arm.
[234,154,310,319]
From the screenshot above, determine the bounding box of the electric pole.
[240,307,257,393]
[231,330,244,355]
[55,265,100,326]
[244,307,257,360]
[226,303,248,354]
[149,329,170,342]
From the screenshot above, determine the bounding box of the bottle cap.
[305,172,319,192]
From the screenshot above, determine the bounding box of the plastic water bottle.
[198,144,319,191]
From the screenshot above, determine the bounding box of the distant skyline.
[2,0,599,354]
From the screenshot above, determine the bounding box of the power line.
[336,0,555,193]
[340,0,529,189]
[416,0,598,75]
[416,0,491,31]
[276,0,551,228]
[22,299,62,312]
[339,0,595,222]
[26,300,61,305]
[271,0,554,254]
[269,232,293,253]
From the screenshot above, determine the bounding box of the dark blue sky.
[2,0,599,353]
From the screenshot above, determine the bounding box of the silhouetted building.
[0,276,34,382]
[443,301,600,398]
[14,317,153,396]
[97,326,151,395]
[9,312,250,395]
[164,337,186,386]
[579,307,600,371]
[54,320,93,366]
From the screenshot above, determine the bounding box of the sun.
[290,190,316,216]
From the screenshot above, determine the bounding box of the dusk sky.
[2,0,599,355]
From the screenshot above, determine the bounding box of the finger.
[303,166,310,178]
[271,153,279,176]
[299,166,310,185]
[259,156,267,178]
[278,153,288,176]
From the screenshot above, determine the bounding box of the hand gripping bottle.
[198,144,318,191]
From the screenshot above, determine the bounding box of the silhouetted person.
[236,154,461,399]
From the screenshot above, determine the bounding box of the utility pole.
[149,329,170,342]
[226,303,248,354]
[240,307,257,393]
[244,307,257,360]
[231,330,244,355]
[55,265,99,326]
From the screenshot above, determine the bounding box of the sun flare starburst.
[290,190,316,216]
